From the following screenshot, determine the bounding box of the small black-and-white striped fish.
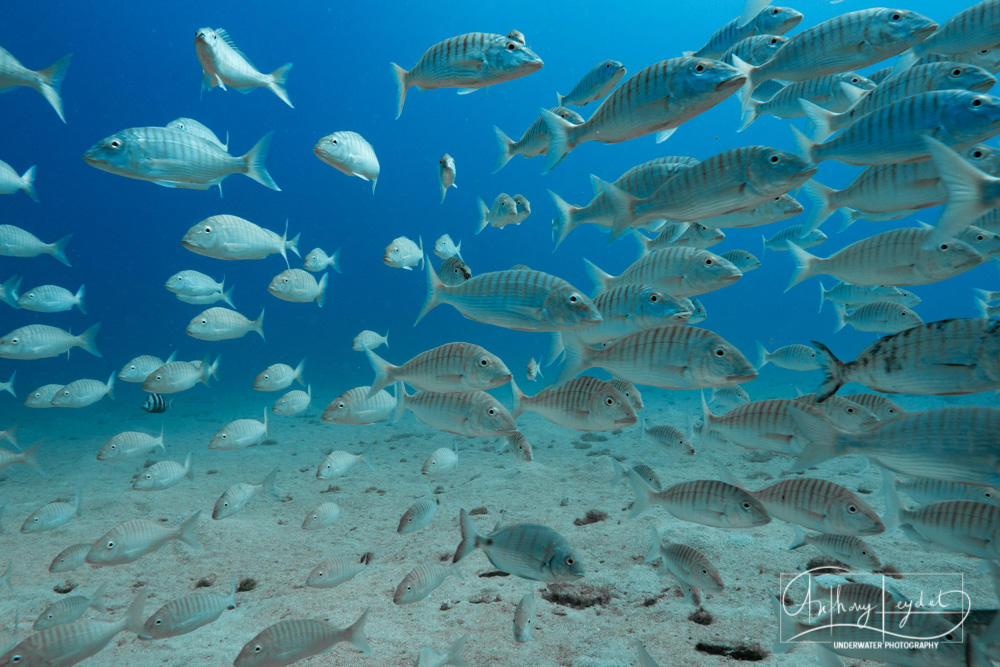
[142,394,169,414]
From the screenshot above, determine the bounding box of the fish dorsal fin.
[215,29,255,68]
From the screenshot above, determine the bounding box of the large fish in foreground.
[0,323,100,360]
[390,32,543,119]
[0,46,71,123]
[83,127,279,194]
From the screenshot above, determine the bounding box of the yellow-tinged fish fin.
[785,241,821,292]
[267,63,293,108]
[493,126,515,173]
[539,107,577,173]
[240,131,280,192]
[800,180,837,232]
[390,62,409,119]
[925,135,996,245]
[36,53,71,123]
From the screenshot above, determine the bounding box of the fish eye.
[11,655,21,662]
[769,154,781,163]
[770,37,779,44]
[649,293,660,302]
[221,434,227,439]
[971,97,984,107]
[110,139,121,148]
[10,338,17,344]
[201,319,208,324]
[976,234,986,241]
[850,77,859,83]
[338,402,345,408]
[939,243,950,251]
[488,408,497,415]
[507,42,516,50]
[946,633,955,641]
[110,445,116,450]
[861,550,867,555]
[742,501,751,509]
[847,505,857,513]
[254,646,262,653]
[984,491,994,498]
[887,408,896,414]
[156,375,162,381]
[406,585,412,591]
[952,67,964,77]
[605,397,614,406]
[33,517,39,523]
[770,7,779,13]
[702,568,708,574]
[106,541,115,549]
[694,63,705,73]
[704,258,713,266]
[204,226,212,233]
[569,294,579,303]
[479,357,490,366]
[972,149,985,159]
[845,407,855,414]
[890,12,901,20]
[130,365,137,371]
[980,49,991,55]
[713,347,726,357]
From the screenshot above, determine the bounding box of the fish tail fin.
[549,189,579,250]
[492,125,515,173]
[329,248,342,273]
[556,92,565,106]
[89,581,110,615]
[546,332,565,366]
[105,371,115,400]
[267,62,293,108]
[510,377,525,419]
[594,176,637,242]
[36,53,71,123]
[557,332,592,383]
[839,208,864,232]
[73,284,86,314]
[383,329,389,348]
[730,55,759,115]
[78,322,101,358]
[242,131,280,191]
[177,511,203,550]
[184,452,194,480]
[817,281,827,313]
[789,124,817,165]
[799,98,838,143]
[801,180,837,232]
[832,302,847,333]
[19,165,38,202]
[51,233,72,267]
[19,440,43,476]
[785,241,820,291]
[392,381,409,423]
[390,62,409,119]
[925,135,994,244]
[286,232,302,259]
[736,95,761,133]
[253,308,265,341]
[788,524,807,551]
[294,358,306,386]
[418,237,424,271]
[582,257,612,296]
[3,422,17,448]
[123,593,146,636]
[415,256,443,325]
[453,509,483,563]
[475,197,490,235]
[626,468,654,519]
[632,230,653,259]
[222,285,235,308]
[262,467,281,500]
[811,340,846,401]
[205,355,222,385]
[976,297,991,319]
[0,276,20,309]
[361,442,375,471]
[1,370,15,397]
[787,405,844,473]
[365,347,393,398]
[879,467,902,535]
[755,341,770,369]
[539,107,576,173]
[317,273,328,307]
[155,425,165,454]
[645,525,662,563]
[609,456,626,488]
[441,634,468,667]
[344,608,373,655]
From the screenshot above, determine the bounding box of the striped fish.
[914,48,1000,73]
[186,306,265,341]
[504,432,534,462]
[271,386,311,416]
[121,352,176,383]
[0,46,71,122]
[892,476,1000,507]
[511,376,637,431]
[540,57,745,172]
[710,385,751,411]
[253,360,305,392]
[390,32,543,118]
[0,224,71,265]
[514,592,535,641]
[841,393,905,420]
[560,325,756,390]
[394,387,517,438]
[690,6,802,59]
[212,469,281,519]
[556,59,626,107]
[811,319,1000,400]
[306,558,367,588]
[749,477,884,535]
[718,34,787,67]
[194,28,292,107]
[142,356,219,394]
[393,563,462,604]
[49,543,90,573]
[416,266,601,332]
[97,428,164,461]
[792,406,1000,487]
[493,107,584,173]
[645,526,723,607]
[596,146,815,239]
[475,193,518,233]
[584,248,741,298]
[910,0,1000,58]
[719,249,761,273]
[83,126,279,193]
[438,257,471,286]
[21,490,80,533]
[641,417,694,456]
[817,282,918,312]
[756,342,820,370]
[166,118,228,152]
[86,512,202,565]
[397,495,437,534]
[638,223,724,254]
[33,582,107,630]
[832,300,923,334]
[0,323,99,360]
[321,386,395,425]
[762,225,826,252]
[700,396,833,455]
[268,269,326,306]
[233,609,371,666]
[140,576,236,639]
[301,502,340,530]
[788,526,881,570]
[787,229,984,289]
[208,412,267,451]
[609,379,643,410]
[365,342,511,397]
[741,71,877,131]
[793,393,877,431]
[133,453,193,491]
[808,62,997,141]
[182,215,300,264]
[313,131,379,192]
[731,8,937,105]
[626,470,771,528]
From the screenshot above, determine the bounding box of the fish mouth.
[720,273,742,284]
[615,416,638,425]
[914,22,939,41]
[716,74,747,93]
[726,373,757,383]
[793,166,819,182]
[489,375,513,387]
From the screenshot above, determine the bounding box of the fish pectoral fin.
[456,88,480,95]
[215,75,227,90]
[223,242,252,253]
[762,433,793,444]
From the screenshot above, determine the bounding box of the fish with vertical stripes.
[233,609,372,666]
[365,342,511,396]
[738,72,876,132]
[626,470,771,528]
[689,5,802,59]
[556,59,626,107]
[511,376,637,431]
[395,386,517,438]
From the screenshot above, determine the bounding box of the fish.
[512,194,531,225]
[322,387,396,425]
[194,27,292,106]
[182,215,299,265]
[608,379,642,410]
[788,526,881,570]
[24,384,61,408]
[504,432,534,462]
[316,445,374,479]
[165,270,225,296]
[268,270,327,306]
[142,356,220,394]
[0,275,20,309]
[133,453,193,491]
[254,360,306,392]
[433,234,462,260]
[636,640,663,667]
[817,282,918,312]
[0,160,36,201]
[393,563,462,604]
[140,575,236,639]
[306,558,367,588]
[166,118,228,151]
[208,412,268,451]
[557,59,626,107]
[232,608,371,666]
[418,635,468,667]
[417,264,601,332]
[301,502,340,530]
[365,341,511,396]
[891,475,999,507]
[384,236,423,270]
[718,33,788,67]
[83,127,279,193]
[97,428,165,462]
[739,72,877,131]
[699,395,833,455]
[791,406,1000,487]
[140,394,169,414]
[398,494,438,534]
[634,223,724,255]
[49,543,91,573]
[609,458,663,490]
[212,469,282,519]
[493,107,585,172]
[626,470,771,528]
[438,153,457,202]
[709,385,751,411]
[0,595,144,667]
[0,423,16,448]
[811,318,1000,400]
[314,131,379,192]
[513,592,535,641]
[352,330,389,353]
[585,248,742,298]
[0,46,71,122]
[540,57,746,172]
[762,226,827,253]
[272,386,311,416]
[690,5,803,59]
[50,372,115,408]
[303,247,341,273]
[559,325,757,390]
[86,512,201,565]
[187,306,265,341]
[438,257,472,286]
[906,0,1000,59]
[641,415,694,456]
[33,582,107,630]
[832,301,923,334]
[394,387,518,438]
[731,8,937,106]
[526,358,541,381]
[475,193,518,234]
[421,444,459,475]
[511,377,637,431]
[453,509,584,581]
[391,32,543,118]
[119,351,177,383]
[0,225,71,265]
[645,526,724,607]
[794,393,878,432]
[21,490,81,533]
[841,393,905,420]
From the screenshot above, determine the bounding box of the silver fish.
[641,415,694,456]
[511,376,637,431]
[194,28,292,107]
[187,306,265,341]
[0,442,40,474]
[321,387,396,425]
[0,225,71,265]
[166,118,228,151]
[841,393,905,420]
[268,270,326,306]
[493,106,584,172]
[627,471,771,528]
[513,591,535,641]
[0,160,36,201]
[140,575,236,639]
[421,444,459,475]
[762,225,826,252]
[438,153,457,202]
[384,235,423,270]
[165,270,225,296]
[817,282,918,312]
[788,525,881,570]
[557,59,626,107]
[33,582,107,630]
[365,341,511,396]
[433,234,462,260]
[0,46,71,122]
[142,356,219,393]
[86,512,201,566]
[303,247,341,273]
[892,475,999,507]
[119,351,176,383]
[314,131,379,192]
[316,446,373,479]
[504,432,534,462]
[690,5,802,59]
[254,360,306,392]
[306,558,367,589]
[395,387,518,438]
[132,453,193,491]
[272,386,311,416]
[301,502,340,531]
[585,248,741,298]
[526,357,542,381]
[208,412,268,451]
[0,322,99,360]
[739,72,876,131]
[437,257,472,286]
[352,330,388,351]
[645,526,724,607]
[182,215,299,265]
[232,608,371,666]
[475,193,518,234]
[709,385,751,411]
[833,301,923,334]
[212,469,281,519]
[49,543,90,573]
[21,490,81,533]
[398,495,438,534]
[393,563,462,604]
[50,373,115,408]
